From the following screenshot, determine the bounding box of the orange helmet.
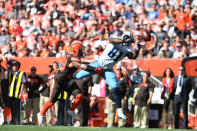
[69,41,84,57]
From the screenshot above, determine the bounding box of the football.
[142,30,151,41]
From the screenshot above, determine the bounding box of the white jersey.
[98,43,133,69]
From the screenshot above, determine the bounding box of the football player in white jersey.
[74,31,145,120]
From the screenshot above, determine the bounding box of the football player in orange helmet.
[38,41,103,126]
[69,41,84,57]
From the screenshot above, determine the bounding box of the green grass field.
[0,125,194,131]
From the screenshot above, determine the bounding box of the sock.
[40,100,54,116]
[112,88,121,108]
[70,94,84,111]
[51,105,55,111]
[3,107,11,122]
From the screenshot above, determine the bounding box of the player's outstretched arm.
[109,31,135,45]
[72,61,96,71]
[109,37,134,45]
[72,61,103,75]
[109,37,123,44]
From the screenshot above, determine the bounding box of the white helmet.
[122,31,135,45]
[122,31,133,38]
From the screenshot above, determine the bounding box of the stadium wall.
[0,57,185,76]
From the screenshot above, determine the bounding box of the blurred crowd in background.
[0,0,196,58]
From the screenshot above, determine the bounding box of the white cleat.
[37,113,44,126]
[67,109,80,121]
[117,109,128,120]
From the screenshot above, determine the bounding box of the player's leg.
[74,61,101,79]
[40,84,60,116]
[104,69,127,120]
[70,93,84,112]
[67,82,84,121]
[38,72,65,126]
[38,85,60,126]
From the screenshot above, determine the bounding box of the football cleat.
[67,109,80,121]
[37,113,44,126]
[117,109,128,120]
